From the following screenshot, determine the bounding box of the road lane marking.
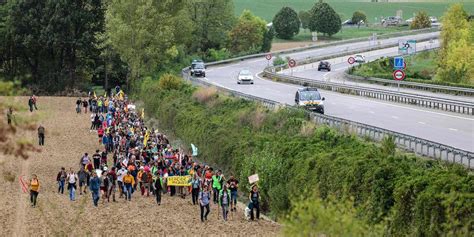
[418,122,426,125]
[449,128,458,131]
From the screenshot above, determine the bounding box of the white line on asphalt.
[449,128,458,131]
[418,122,426,125]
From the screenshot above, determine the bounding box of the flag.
[93,91,97,99]
[118,90,124,100]
[144,130,150,146]
[141,108,145,119]
[104,91,107,98]
[191,144,198,156]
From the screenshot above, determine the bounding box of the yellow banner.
[143,130,150,146]
[167,176,191,186]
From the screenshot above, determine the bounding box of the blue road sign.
[394,57,404,69]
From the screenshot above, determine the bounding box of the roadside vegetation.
[138,74,473,236]
[350,4,473,87]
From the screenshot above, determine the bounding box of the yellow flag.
[144,130,150,146]
[141,108,145,119]
[93,91,97,99]
[104,91,107,98]
[118,90,124,100]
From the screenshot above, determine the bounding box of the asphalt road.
[203,32,474,152]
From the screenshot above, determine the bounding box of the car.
[317,61,331,71]
[190,59,206,77]
[382,16,402,26]
[354,54,366,63]
[295,87,325,114]
[237,69,254,84]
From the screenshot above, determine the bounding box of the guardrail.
[182,69,473,169]
[264,49,474,115]
[344,72,474,96]
[203,28,439,67]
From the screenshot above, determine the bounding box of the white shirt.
[67,173,77,184]
[117,169,126,182]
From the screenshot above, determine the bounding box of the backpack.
[141,172,148,182]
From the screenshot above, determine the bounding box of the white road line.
[449,128,458,131]
[418,122,426,125]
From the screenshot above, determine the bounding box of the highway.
[202,32,474,152]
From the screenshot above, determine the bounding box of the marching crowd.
[47,87,262,222]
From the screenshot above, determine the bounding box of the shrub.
[192,87,218,104]
[158,73,183,91]
[273,55,287,66]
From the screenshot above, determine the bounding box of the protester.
[82,98,89,114]
[28,96,38,112]
[92,150,101,170]
[77,167,88,195]
[249,185,260,221]
[212,170,224,204]
[32,95,38,110]
[38,125,45,146]
[89,171,101,207]
[199,185,211,222]
[219,184,231,221]
[123,171,135,201]
[6,107,13,125]
[154,174,163,205]
[191,173,200,205]
[227,175,239,212]
[29,174,40,207]
[75,98,82,113]
[56,167,67,194]
[67,168,78,201]
[107,167,117,202]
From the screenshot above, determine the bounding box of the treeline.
[0,0,272,93]
[139,74,473,236]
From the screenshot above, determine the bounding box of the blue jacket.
[89,176,101,191]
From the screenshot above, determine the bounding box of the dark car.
[190,60,206,77]
[317,61,331,71]
[295,87,325,114]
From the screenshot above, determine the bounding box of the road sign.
[394,57,404,69]
[288,59,296,68]
[347,57,355,64]
[393,69,406,81]
[265,53,272,60]
[398,39,417,54]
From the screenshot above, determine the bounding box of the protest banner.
[19,176,28,193]
[167,175,191,187]
[248,174,259,184]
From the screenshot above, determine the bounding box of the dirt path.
[1,97,281,236]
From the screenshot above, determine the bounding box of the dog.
[244,206,251,220]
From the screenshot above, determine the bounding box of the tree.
[410,11,431,29]
[228,10,266,54]
[261,26,274,52]
[106,0,191,82]
[273,7,300,40]
[437,4,472,84]
[187,0,235,52]
[7,0,105,92]
[352,10,367,28]
[308,2,341,36]
[299,10,311,32]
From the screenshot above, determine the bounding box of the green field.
[234,0,474,22]
[274,26,409,42]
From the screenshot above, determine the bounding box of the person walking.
[6,107,13,125]
[32,95,38,110]
[82,99,89,114]
[76,98,82,113]
[249,185,260,221]
[56,167,67,194]
[212,170,223,204]
[37,125,45,146]
[92,150,101,170]
[219,184,231,221]
[199,184,211,222]
[67,168,78,201]
[29,174,40,207]
[191,173,200,205]
[89,171,101,207]
[227,175,239,212]
[153,175,163,205]
[123,171,135,201]
[28,96,34,112]
[77,167,88,195]
[107,167,117,202]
